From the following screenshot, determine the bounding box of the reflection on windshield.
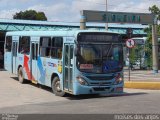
[77,44,123,73]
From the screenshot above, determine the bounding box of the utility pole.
[126,28,133,81]
[105,0,108,30]
[80,15,86,30]
[152,15,159,73]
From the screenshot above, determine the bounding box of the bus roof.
[6,30,120,37]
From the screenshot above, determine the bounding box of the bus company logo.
[48,62,57,67]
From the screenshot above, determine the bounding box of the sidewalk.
[124,69,160,90]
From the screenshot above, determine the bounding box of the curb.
[124,81,160,90]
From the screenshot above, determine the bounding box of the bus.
[4,30,124,96]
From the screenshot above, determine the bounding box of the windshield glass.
[77,44,123,73]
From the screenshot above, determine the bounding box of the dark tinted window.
[5,36,12,52]
[52,37,63,47]
[19,36,30,54]
[39,37,51,57]
[39,37,63,59]
[51,37,63,59]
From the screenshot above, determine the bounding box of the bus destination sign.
[77,33,121,43]
[81,10,154,24]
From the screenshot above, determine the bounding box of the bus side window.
[5,36,12,52]
[39,37,51,57]
[31,43,35,59]
[36,43,38,60]
[18,36,30,54]
[51,37,63,59]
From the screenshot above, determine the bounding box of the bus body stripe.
[37,56,46,83]
[23,55,35,80]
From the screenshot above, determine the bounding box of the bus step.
[32,80,38,84]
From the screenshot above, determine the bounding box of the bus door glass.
[4,36,12,72]
[0,40,4,69]
[31,41,39,81]
[63,44,74,91]
[12,41,18,74]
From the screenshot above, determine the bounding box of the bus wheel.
[52,77,65,97]
[18,67,25,83]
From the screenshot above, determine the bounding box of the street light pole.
[152,15,159,73]
[105,0,108,30]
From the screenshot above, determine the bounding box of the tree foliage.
[13,10,47,21]
[149,5,160,20]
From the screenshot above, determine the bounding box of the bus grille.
[86,76,114,81]
[90,82,112,86]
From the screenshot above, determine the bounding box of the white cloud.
[69,1,104,22]
[0,0,159,22]
[110,0,160,13]
[0,9,19,19]
[28,3,70,21]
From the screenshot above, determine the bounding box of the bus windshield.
[77,44,123,73]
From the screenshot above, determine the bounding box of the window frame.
[39,36,63,59]
[18,36,30,55]
[51,37,63,59]
[39,37,51,58]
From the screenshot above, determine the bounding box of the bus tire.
[52,77,65,97]
[18,67,25,83]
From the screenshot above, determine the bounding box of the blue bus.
[4,30,124,96]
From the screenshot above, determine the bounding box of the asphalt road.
[0,70,160,114]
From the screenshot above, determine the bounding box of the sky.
[0,0,159,22]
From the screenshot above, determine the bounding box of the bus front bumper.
[73,82,124,95]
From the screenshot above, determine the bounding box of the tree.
[144,5,160,69]
[13,10,47,21]
[149,5,160,20]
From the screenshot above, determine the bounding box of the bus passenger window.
[35,44,38,60]
[39,37,51,57]
[31,43,35,59]
[5,36,12,52]
[19,36,30,54]
[51,37,63,59]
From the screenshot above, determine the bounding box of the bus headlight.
[76,76,88,86]
[114,73,123,84]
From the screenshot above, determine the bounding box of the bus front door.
[12,41,17,74]
[31,42,38,83]
[64,44,74,92]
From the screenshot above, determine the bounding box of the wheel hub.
[55,81,61,92]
